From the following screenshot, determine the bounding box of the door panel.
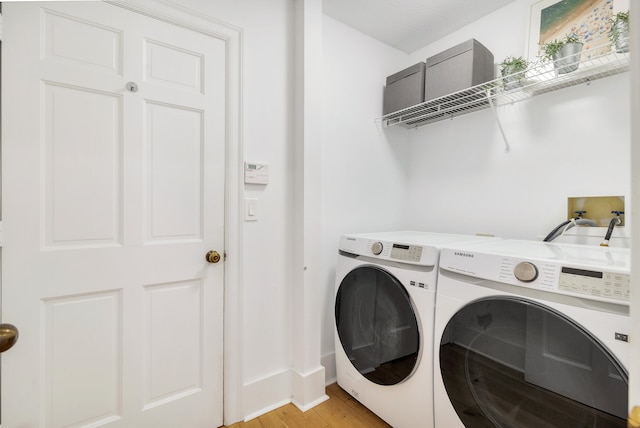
[145,102,203,242]
[44,9,123,75]
[2,2,225,427]
[144,40,203,92]
[44,83,123,247]
[43,291,123,427]
[144,280,203,409]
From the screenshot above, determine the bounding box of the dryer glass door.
[335,266,420,386]
[439,297,627,428]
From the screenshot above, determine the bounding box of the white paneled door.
[1,2,225,427]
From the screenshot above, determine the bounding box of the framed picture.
[526,0,615,62]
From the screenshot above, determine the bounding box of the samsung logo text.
[454,252,474,258]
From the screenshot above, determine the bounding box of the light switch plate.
[244,198,258,221]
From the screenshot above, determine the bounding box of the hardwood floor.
[224,383,391,428]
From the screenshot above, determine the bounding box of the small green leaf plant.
[609,11,629,45]
[499,56,529,76]
[540,33,581,63]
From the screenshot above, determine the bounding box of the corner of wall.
[321,352,337,385]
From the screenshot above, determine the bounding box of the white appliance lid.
[441,239,630,271]
[339,231,499,267]
[340,231,496,248]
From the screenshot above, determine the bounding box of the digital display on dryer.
[561,267,603,278]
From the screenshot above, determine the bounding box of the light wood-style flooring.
[225,383,391,428]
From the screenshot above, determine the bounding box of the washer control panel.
[505,260,630,302]
[558,266,630,301]
[440,244,630,304]
[507,260,630,302]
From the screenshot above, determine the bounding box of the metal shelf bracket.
[487,90,510,153]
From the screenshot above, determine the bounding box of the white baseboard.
[292,393,329,412]
[243,369,292,421]
[242,365,330,421]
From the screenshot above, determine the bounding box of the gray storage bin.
[425,39,494,101]
[383,62,425,115]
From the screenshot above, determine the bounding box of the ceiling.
[322,0,518,53]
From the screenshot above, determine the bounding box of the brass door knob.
[206,250,221,264]
[0,323,19,353]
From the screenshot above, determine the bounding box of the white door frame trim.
[629,0,640,415]
[105,0,244,424]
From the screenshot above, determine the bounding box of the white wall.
[404,75,630,240]
[403,0,631,241]
[320,16,410,379]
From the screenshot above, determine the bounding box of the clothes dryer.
[334,231,496,428]
[434,239,631,428]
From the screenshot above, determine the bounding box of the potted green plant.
[541,33,583,75]
[499,56,529,90]
[610,11,629,53]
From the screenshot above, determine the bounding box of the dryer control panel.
[390,243,423,262]
[369,241,423,263]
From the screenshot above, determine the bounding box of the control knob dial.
[371,242,383,255]
[514,261,538,283]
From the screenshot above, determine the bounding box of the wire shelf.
[378,40,630,129]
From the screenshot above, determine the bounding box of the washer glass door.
[439,297,627,428]
[335,265,420,386]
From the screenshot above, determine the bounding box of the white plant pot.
[553,42,583,75]
[613,21,630,53]
[501,65,527,91]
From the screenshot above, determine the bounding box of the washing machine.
[433,239,631,428]
[334,231,497,428]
